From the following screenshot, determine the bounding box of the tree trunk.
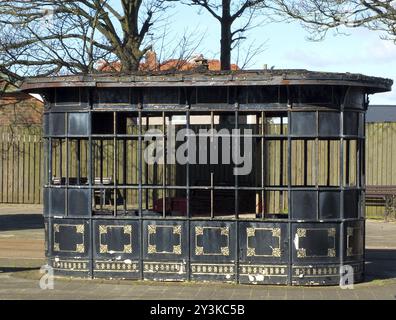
[120,41,143,72]
[220,0,232,71]
[220,20,232,70]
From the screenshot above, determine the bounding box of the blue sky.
[159,2,396,105]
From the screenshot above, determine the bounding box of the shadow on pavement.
[0,266,40,273]
[365,248,396,281]
[0,214,43,231]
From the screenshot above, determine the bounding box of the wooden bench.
[365,185,396,220]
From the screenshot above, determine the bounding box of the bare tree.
[184,0,267,70]
[154,25,207,71]
[268,1,396,42]
[0,0,175,80]
[234,39,267,70]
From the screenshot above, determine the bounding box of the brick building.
[0,76,43,126]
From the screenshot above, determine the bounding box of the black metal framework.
[26,71,392,285]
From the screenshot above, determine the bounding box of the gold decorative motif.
[143,262,186,274]
[52,259,89,271]
[221,247,230,256]
[100,244,108,253]
[148,225,156,234]
[246,228,255,237]
[272,228,281,237]
[191,264,235,275]
[124,244,132,253]
[328,228,336,237]
[347,227,354,237]
[54,224,60,232]
[247,247,255,257]
[292,265,342,278]
[272,248,281,257]
[173,225,181,235]
[94,261,139,272]
[296,228,306,237]
[76,244,85,253]
[148,244,157,254]
[75,224,84,233]
[173,245,181,255]
[195,246,204,255]
[239,265,288,277]
[297,248,306,258]
[195,226,204,235]
[327,248,336,257]
[221,227,229,236]
[347,248,353,256]
[124,225,132,234]
[99,225,107,234]
[53,243,60,251]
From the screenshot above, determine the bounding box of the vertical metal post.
[123,137,127,213]
[186,108,191,281]
[113,111,117,217]
[88,93,94,279]
[315,111,319,220]
[138,108,143,280]
[234,107,239,284]
[210,112,214,220]
[145,116,149,210]
[287,98,293,285]
[162,112,166,218]
[261,111,265,220]
[65,113,69,216]
[340,94,346,284]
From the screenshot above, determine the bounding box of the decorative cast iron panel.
[292,223,339,263]
[190,221,236,282]
[195,226,230,256]
[93,220,140,278]
[51,219,90,258]
[239,222,288,263]
[344,220,364,262]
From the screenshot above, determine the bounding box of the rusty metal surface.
[20,70,393,93]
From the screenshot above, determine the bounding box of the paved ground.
[0,204,395,300]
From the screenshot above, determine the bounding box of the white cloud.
[370,89,396,105]
[365,41,396,63]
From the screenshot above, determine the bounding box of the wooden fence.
[0,126,43,204]
[0,123,395,219]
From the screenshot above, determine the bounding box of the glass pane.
[92,112,114,135]
[290,112,316,136]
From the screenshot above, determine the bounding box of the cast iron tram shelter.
[22,70,392,285]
